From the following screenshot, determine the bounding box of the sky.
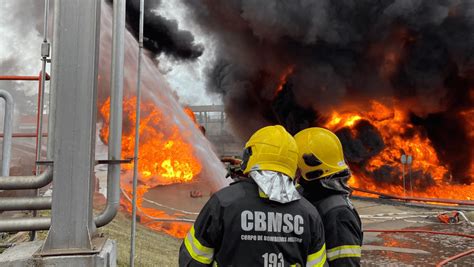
[155,0,221,105]
[0,0,220,106]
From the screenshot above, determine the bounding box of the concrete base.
[0,239,116,267]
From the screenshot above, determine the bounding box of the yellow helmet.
[294,127,348,180]
[241,125,298,179]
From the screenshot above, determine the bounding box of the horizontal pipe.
[352,187,474,206]
[0,196,51,211]
[0,75,50,81]
[0,217,51,232]
[0,215,118,232]
[0,167,52,190]
[0,212,115,232]
[0,133,48,138]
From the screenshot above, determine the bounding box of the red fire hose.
[364,229,474,266]
[364,229,474,239]
[352,186,474,206]
[435,248,474,267]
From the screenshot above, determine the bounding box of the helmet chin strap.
[240,147,252,171]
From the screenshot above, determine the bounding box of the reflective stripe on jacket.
[179,179,327,266]
[307,194,363,267]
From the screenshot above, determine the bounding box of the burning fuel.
[97,1,227,238]
[99,97,202,237]
[100,97,201,187]
[182,0,474,200]
[324,101,473,200]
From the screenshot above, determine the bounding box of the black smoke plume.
[107,0,203,60]
[183,0,474,184]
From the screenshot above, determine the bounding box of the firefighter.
[179,125,327,267]
[294,127,363,266]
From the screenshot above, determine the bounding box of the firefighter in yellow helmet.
[180,125,327,266]
[294,127,363,266]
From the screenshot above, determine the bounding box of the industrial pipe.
[0,217,51,232]
[32,0,51,240]
[0,76,40,81]
[0,196,51,211]
[0,166,52,190]
[95,0,126,228]
[130,0,144,265]
[0,133,48,138]
[0,90,14,176]
[0,74,50,81]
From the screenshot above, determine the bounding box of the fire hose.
[435,248,474,267]
[120,188,197,223]
[351,186,474,206]
[360,211,474,225]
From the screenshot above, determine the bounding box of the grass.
[99,212,182,266]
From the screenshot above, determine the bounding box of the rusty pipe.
[0,74,50,81]
[0,133,48,138]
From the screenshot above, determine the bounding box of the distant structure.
[190,105,243,157]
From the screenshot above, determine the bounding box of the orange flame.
[184,106,197,124]
[100,97,201,237]
[274,65,295,97]
[325,101,474,200]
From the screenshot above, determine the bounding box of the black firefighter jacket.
[179,179,328,267]
[304,193,363,267]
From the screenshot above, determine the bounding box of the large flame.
[100,97,202,237]
[325,100,474,200]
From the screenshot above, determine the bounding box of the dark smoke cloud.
[336,120,385,164]
[107,0,203,60]
[184,0,474,184]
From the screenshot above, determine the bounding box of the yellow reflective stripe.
[326,245,361,261]
[184,226,214,264]
[258,188,269,198]
[307,243,327,267]
[190,226,214,254]
[213,260,219,267]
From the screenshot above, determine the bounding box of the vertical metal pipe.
[130,0,144,265]
[409,163,413,197]
[0,90,14,176]
[35,72,44,173]
[36,0,51,171]
[95,0,126,227]
[31,0,51,241]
